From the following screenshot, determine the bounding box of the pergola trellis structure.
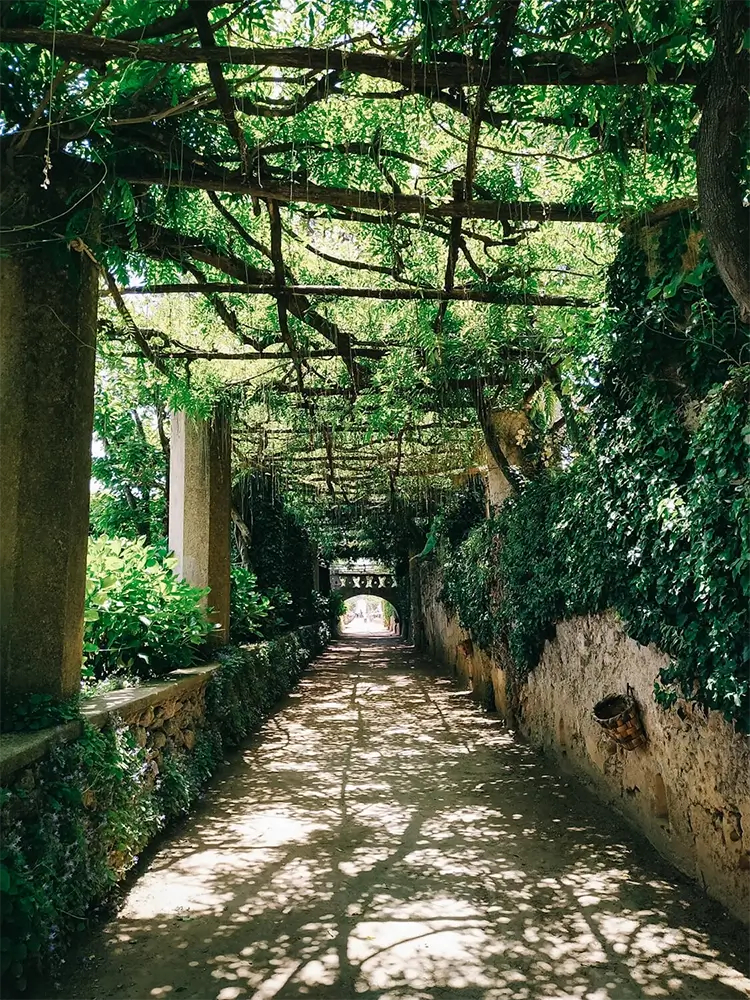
[1,0,747,704]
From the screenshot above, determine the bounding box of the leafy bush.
[84,537,213,680]
[325,590,347,634]
[229,566,272,643]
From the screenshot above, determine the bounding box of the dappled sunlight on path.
[65,638,750,1000]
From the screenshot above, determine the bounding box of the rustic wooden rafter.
[2,30,703,87]
[118,170,602,223]
[113,282,591,307]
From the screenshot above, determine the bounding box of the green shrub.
[326,590,347,634]
[84,536,213,680]
[229,566,272,643]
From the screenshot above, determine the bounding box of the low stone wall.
[418,553,509,715]
[417,556,750,924]
[0,663,218,785]
[0,624,329,990]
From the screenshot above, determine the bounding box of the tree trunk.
[696,2,750,323]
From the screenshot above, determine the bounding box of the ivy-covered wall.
[438,219,749,728]
[419,552,750,923]
[0,623,328,992]
[415,216,749,921]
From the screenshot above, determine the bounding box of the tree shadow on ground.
[61,638,750,1000]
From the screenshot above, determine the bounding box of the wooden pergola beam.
[124,348,389,361]
[114,283,591,307]
[119,174,602,223]
[2,30,702,87]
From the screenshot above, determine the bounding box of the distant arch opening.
[341,596,399,635]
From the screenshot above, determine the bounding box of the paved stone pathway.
[65,635,749,1000]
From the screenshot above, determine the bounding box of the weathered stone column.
[169,409,231,644]
[0,240,98,701]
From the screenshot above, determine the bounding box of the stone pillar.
[319,564,331,596]
[169,409,231,644]
[0,245,98,701]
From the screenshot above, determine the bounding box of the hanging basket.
[592,685,647,751]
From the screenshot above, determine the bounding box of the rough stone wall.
[119,683,207,784]
[417,556,750,923]
[1,682,211,844]
[418,554,509,715]
[521,613,750,924]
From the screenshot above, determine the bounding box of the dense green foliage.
[89,343,170,543]
[5,0,734,515]
[422,476,487,555]
[229,566,273,643]
[83,537,213,681]
[440,223,749,726]
[233,473,319,628]
[0,624,328,991]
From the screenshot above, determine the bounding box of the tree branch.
[113,281,591,307]
[695,2,750,323]
[3,30,702,86]
[188,1,248,175]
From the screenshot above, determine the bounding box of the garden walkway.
[65,636,750,1000]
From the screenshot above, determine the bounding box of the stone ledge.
[0,662,221,783]
[81,662,221,727]
[0,722,83,783]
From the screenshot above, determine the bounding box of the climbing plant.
[440,220,749,726]
[5,0,744,518]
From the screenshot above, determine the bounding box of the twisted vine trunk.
[696,1,750,323]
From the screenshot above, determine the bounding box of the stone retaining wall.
[0,624,329,989]
[0,663,219,784]
[417,555,750,924]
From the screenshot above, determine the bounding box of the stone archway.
[331,566,402,623]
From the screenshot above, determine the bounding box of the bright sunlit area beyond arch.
[341,595,397,635]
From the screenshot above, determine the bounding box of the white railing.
[331,571,396,591]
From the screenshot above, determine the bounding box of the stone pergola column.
[169,409,231,644]
[0,241,98,701]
